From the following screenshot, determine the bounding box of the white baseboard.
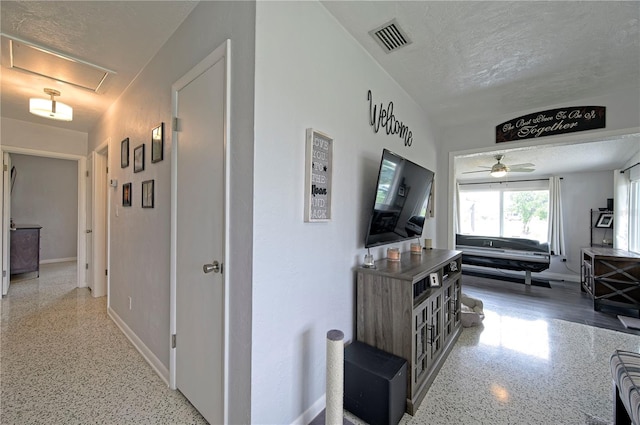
[40,257,77,264]
[291,395,325,425]
[108,307,169,386]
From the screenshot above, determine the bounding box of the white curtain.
[614,169,630,251]
[547,176,565,256]
[454,181,460,235]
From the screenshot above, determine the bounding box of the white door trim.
[0,146,86,290]
[169,39,231,424]
[89,141,108,297]
[2,153,12,295]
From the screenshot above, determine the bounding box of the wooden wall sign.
[304,129,333,222]
[496,106,606,143]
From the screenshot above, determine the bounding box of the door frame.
[169,40,231,422]
[88,140,109,298]
[0,146,87,291]
[2,152,12,295]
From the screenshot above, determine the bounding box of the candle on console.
[387,247,400,261]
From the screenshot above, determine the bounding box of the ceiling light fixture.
[490,168,508,178]
[29,88,73,121]
[490,155,508,178]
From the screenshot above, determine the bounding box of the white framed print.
[304,128,333,222]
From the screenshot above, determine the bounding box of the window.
[459,181,549,242]
[630,180,640,253]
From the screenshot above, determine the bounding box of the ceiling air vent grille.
[369,19,412,53]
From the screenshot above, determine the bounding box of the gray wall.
[88,2,255,423]
[547,170,614,277]
[10,154,78,261]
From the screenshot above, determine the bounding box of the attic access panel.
[8,37,114,93]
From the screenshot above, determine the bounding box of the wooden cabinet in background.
[356,249,462,414]
[581,247,640,312]
[10,225,42,276]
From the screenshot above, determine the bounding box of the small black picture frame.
[134,144,145,173]
[596,213,613,228]
[142,180,154,208]
[121,138,129,168]
[151,122,164,163]
[122,182,132,207]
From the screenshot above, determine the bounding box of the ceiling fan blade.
[508,163,535,168]
[462,170,491,174]
[509,167,535,172]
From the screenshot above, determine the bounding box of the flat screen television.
[364,149,435,248]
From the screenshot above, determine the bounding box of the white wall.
[1,117,88,156]
[88,2,255,423]
[10,154,78,261]
[546,171,614,277]
[253,2,438,423]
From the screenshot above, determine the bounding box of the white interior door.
[86,153,94,292]
[91,150,107,297]
[2,152,12,295]
[173,42,228,424]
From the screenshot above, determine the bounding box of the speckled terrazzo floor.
[345,301,640,425]
[0,262,207,425]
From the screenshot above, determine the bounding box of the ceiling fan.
[463,154,535,178]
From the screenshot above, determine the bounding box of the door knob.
[203,261,221,274]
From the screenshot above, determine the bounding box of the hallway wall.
[88,2,255,423]
[0,117,88,156]
[10,154,78,262]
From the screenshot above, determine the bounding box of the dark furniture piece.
[455,234,550,285]
[356,249,462,414]
[581,247,640,312]
[610,350,640,425]
[10,225,42,276]
[344,341,407,425]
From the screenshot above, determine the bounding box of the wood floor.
[461,270,640,336]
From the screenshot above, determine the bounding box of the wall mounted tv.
[364,149,434,248]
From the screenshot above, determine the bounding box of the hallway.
[0,262,207,424]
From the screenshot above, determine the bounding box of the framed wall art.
[122,183,132,207]
[304,128,333,222]
[142,180,154,208]
[134,144,145,173]
[596,213,613,228]
[121,138,129,168]
[151,122,164,163]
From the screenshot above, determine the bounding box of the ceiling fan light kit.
[29,88,73,121]
[462,154,535,178]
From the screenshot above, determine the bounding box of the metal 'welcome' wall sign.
[496,106,606,143]
[304,128,333,222]
[367,90,414,147]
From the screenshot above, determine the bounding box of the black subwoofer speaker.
[344,341,407,425]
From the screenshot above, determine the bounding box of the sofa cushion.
[611,350,640,425]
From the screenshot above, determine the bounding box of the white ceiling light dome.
[29,88,73,121]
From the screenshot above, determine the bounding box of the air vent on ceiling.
[369,19,412,53]
[5,35,115,93]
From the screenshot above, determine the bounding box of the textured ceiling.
[321,1,640,179]
[322,1,640,127]
[0,1,198,132]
